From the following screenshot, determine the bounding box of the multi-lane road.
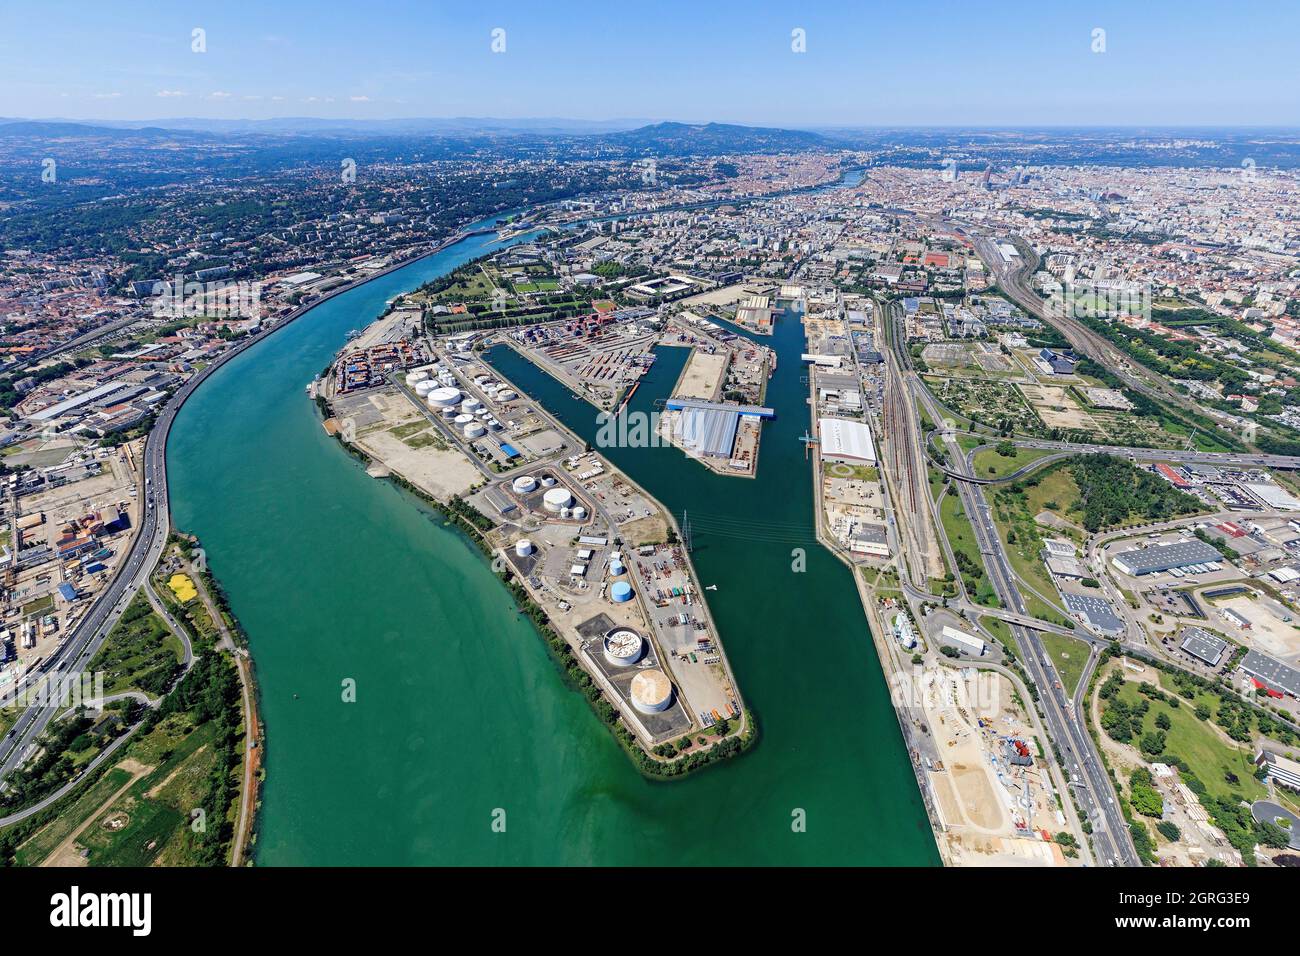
[938,427,1143,866]
[887,308,1143,866]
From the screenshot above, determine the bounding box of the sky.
[2,0,1297,128]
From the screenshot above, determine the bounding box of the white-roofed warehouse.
[818,417,876,464]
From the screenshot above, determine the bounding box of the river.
[167,201,939,865]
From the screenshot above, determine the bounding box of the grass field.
[12,766,134,866]
[89,592,183,697]
[1039,632,1090,695]
[1114,679,1264,804]
[940,491,999,606]
[973,446,1056,479]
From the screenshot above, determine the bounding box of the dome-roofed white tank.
[630,670,673,714]
[463,422,486,439]
[540,476,557,487]
[514,538,534,557]
[406,369,430,385]
[602,628,644,667]
[454,413,474,425]
[572,505,587,521]
[415,380,435,396]
[427,386,461,408]
[512,475,538,495]
[497,389,517,401]
[542,487,573,513]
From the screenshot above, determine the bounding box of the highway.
[895,316,1142,865]
[942,435,1141,865]
[0,235,470,790]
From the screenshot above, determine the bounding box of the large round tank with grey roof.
[427,386,461,408]
[542,487,573,513]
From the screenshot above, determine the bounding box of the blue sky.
[2,0,1297,126]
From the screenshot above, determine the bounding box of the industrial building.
[666,398,774,459]
[1256,749,1300,792]
[1111,539,1223,576]
[817,416,877,465]
[1178,626,1228,667]
[941,625,985,656]
[1062,593,1125,635]
[1241,650,1300,698]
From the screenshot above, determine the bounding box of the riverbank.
[167,201,938,865]
[316,321,755,775]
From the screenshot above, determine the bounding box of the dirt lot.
[1219,592,1300,660]
[673,349,728,401]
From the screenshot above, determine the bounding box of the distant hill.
[0,116,655,138]
[0,120,211,142]
[602,121,832,155]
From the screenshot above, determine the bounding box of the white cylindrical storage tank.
[630,670,673,714]
[541,476,557,487]
[489,420,503,431]
[454,413,474,426]
[498,389,517,402]
[514,539,534,557]
[542,487,573,513]
[512,475,537,495]
[572,505,587,521]
[415,380,435,396]
[560,507,572,519]
[428,386,461,408]
[602,628,645,667]
[460,399,482,413]
[440,406,457,418]
[609,559,625,576]
[406,370,429,386]
[463,422,486,439]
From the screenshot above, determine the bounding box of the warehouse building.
[818,417,877,465]
[941,625,985,656]
[1178,626,1228,667]
[1241,650,1300,698]
[1111,539,1222,576]
[1063,593,1125,635]
[667,399,774,459]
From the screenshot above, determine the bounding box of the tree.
[1139,730,1167,758]
[1155,712,1172,731]
[1156,820,1181,842]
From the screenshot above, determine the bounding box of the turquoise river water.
[166,209,939,865]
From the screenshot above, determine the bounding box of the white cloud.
[242,94,263,101]
[208,90,232,99]
[92,92,122,99]
[156,89,188,98]
[349,95,371,102]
